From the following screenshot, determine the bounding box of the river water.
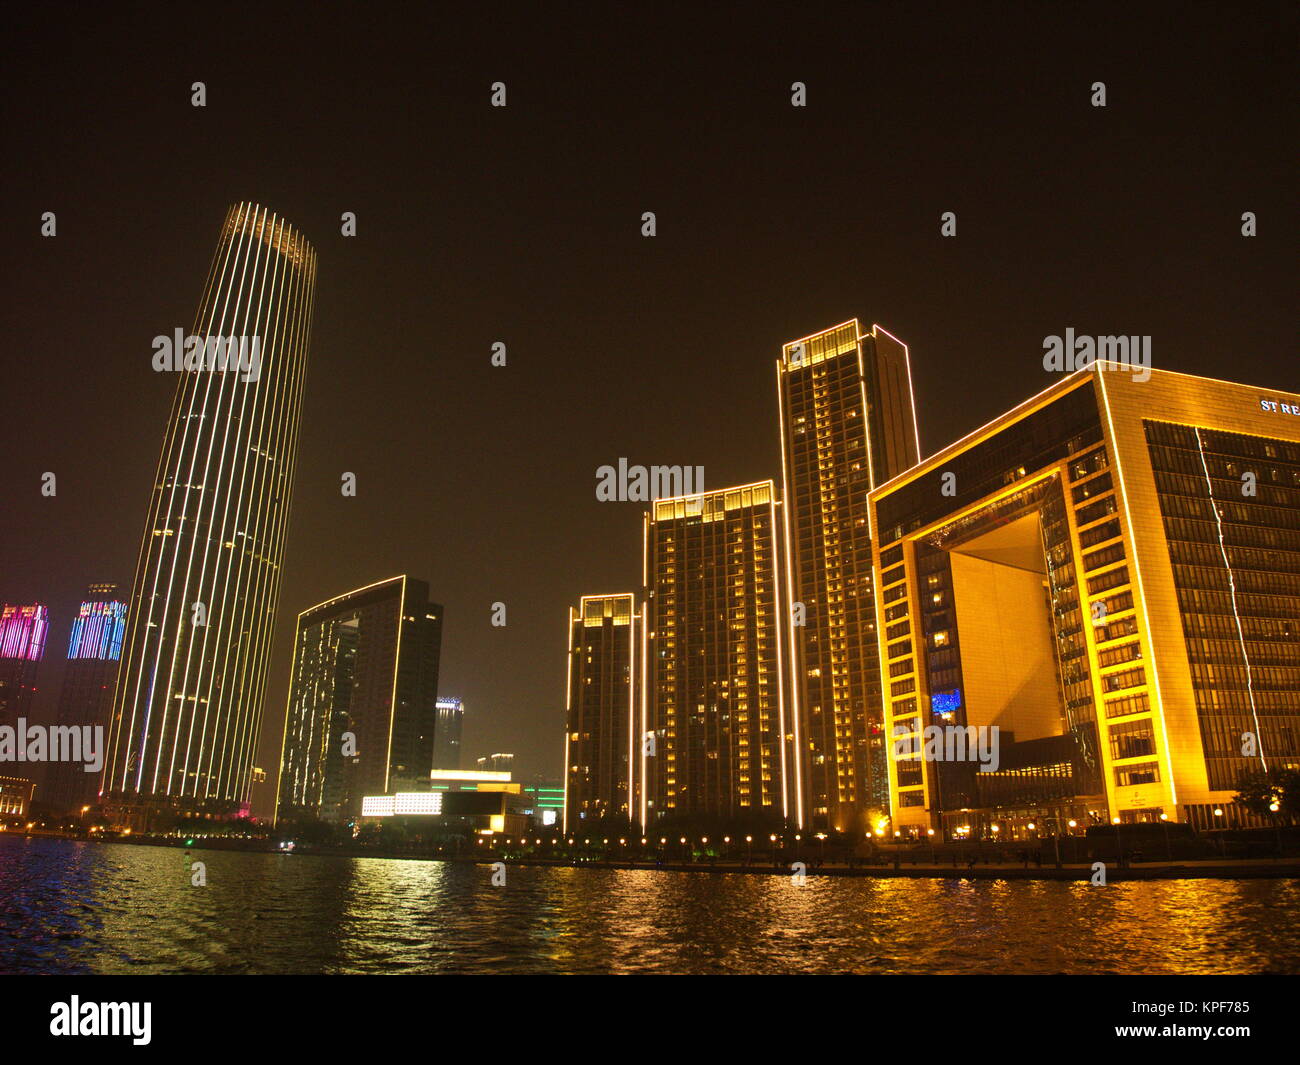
[2,836,1297,974]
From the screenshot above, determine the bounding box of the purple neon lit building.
[0,603,48,720]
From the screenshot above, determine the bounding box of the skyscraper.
[870,365,1300,838]
[0,604,48,720]
[0,604,48,814]
[433,696,464,770]
[563,593,638,830]
[641,481,792,825]
[103,203,317,827]
[275,576,443,825]
[44,584,127,814]
[777,320,919,831]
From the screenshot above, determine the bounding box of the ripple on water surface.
[1,837,1297,974]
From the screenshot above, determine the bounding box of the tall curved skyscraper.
[104,203,317,827]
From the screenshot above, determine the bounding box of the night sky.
[2,3,1294,801]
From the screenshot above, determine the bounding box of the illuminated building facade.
[44,584,127,814]
[103,203,317,828]
[563,593,638,830]
[0,776,36,819]
[360,770,530,836]
[777,320,920,832]
[432,696,464,770]
[275,576,443,825]
[0,604,48,719]
[523,779,565,828]
[870,366,1300,838]
[641,481,791,824]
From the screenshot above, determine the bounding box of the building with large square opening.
[869,365,1300,840]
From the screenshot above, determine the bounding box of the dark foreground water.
[2,835,1298,974]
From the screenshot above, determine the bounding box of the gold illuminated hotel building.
[104,204,317,828]
[869,365,1300,838]
[641,481,792,824]
[778,321,919,831]
[563,593,638,831]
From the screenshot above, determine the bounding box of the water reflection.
[1,837,1296,974]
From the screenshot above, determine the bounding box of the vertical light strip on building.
[776,363,806,824]
[769,492,792,822]
[104,203,317,821]
[627,598,637,825]
[640,512,650,827]
[562,606,575,834]
[1193,426,1266,769]
[383,576,408,793]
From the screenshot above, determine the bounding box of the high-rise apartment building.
[641,481,792,825]
[104,203,317,827]
[563,593,638,830]
[433,696,464,770]
[275,576,443,824]
[869,365,1300,838]
[0,604,48,720]
[777,321,919,831]
[44,584,127,814]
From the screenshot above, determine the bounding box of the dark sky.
[2,3,1294,800]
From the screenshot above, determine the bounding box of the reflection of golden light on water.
[345,856,449,904]
[12,839,1300,974]
[513,868,1300,974]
